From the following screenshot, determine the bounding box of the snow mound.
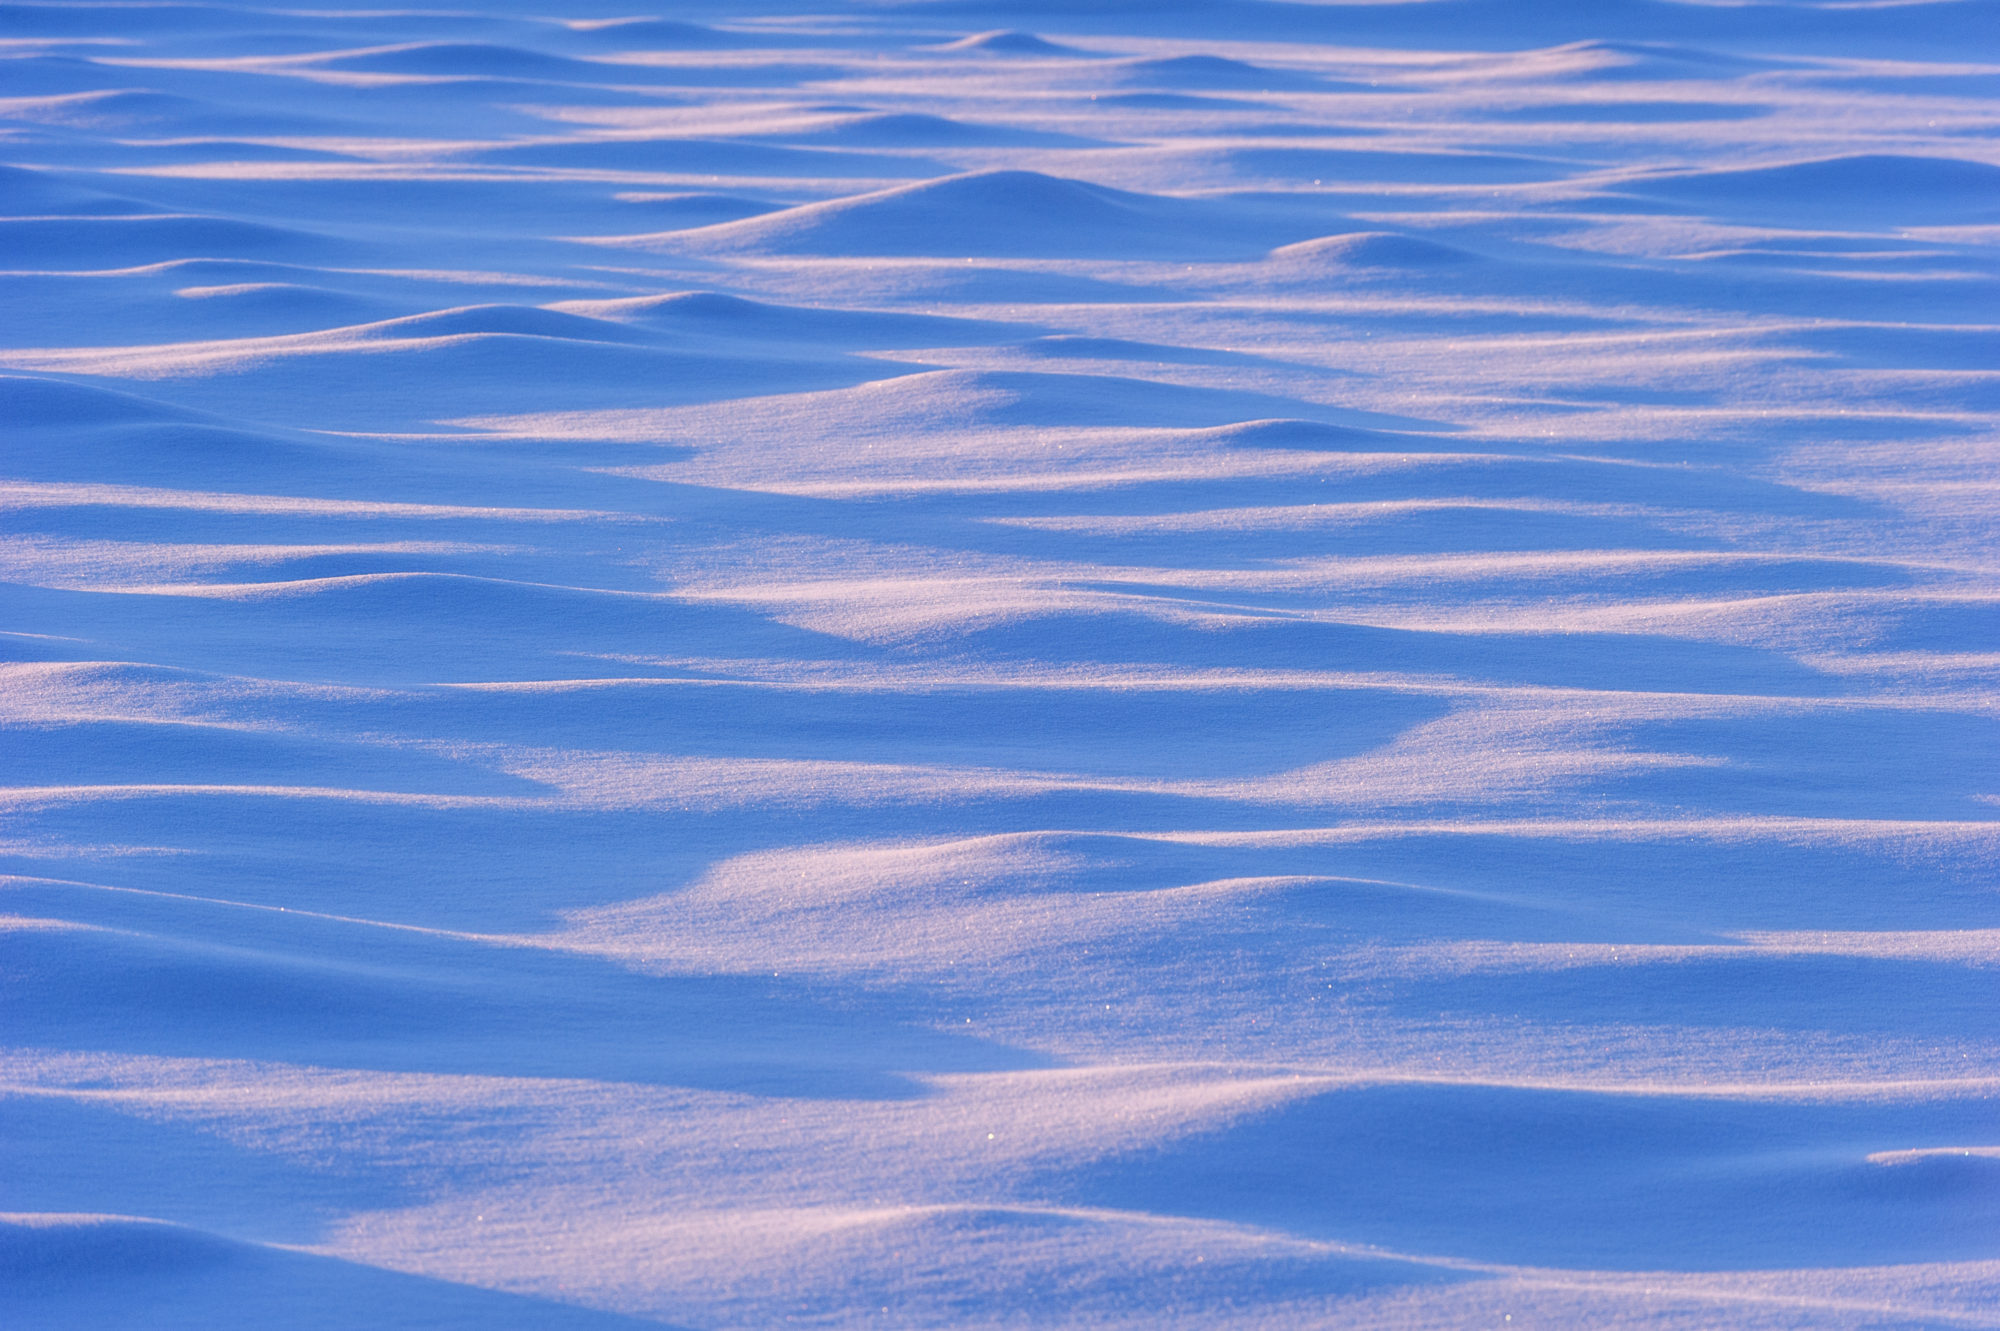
[547,291,1011,346]
[0,215,336,269]
[0,375,199,429]
[0,1213,242,1285]
[170,282,393,328]
[1623,154,2000,224]
[0,1212,649,1326]
[308,42,618,81]
[346,304,644,344]
[1116,54,1326,91]
[648,169,1272,259]
[1269,231,1483,269]
[1552,39,1785,81]
[1193,416,1441,451]
[938,30,1073,55]
[1069,1082,2000,1269]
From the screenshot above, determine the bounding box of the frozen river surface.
[3,1,1999,1326]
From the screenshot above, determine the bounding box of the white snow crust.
[4,1,1999,1326]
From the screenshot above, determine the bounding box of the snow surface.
[4,0,2000,1326]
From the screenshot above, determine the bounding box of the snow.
[3,1,1998,1326]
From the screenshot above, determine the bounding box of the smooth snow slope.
[3,1,1999,1326]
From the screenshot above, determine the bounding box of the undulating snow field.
[4,1,2000,1325]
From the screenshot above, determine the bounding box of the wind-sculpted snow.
[3,2,1999,1328]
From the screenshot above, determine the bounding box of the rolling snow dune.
[3,2,1999,1329]
[607,169,1318,260]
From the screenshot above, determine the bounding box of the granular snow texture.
[3,1,1999,1326]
